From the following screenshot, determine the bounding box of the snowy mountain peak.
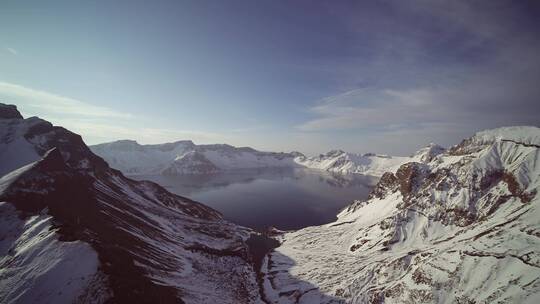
[295,149,417,176]
[91,140,300,175]
[162,150,220,175]
[411,142,445,162]
[449,126,540,157]
[325,149,346,157]
[0,103,23,119]
[470,126,540,146]
[94,139,197,152]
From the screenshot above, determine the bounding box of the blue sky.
[1,0,539,155]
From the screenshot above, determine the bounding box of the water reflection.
[132,168,378,230]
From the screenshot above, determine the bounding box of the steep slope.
[0,200,107,304]
[293,144,444,176]
[91,140,301,175]
[263,126,540,303]
[0,104,263,304]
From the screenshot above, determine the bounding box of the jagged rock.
[369,171,399,199]
[0,103,23,119]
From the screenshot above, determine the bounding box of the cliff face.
[263,126,540,304]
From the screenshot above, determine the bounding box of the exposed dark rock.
[395,162,425,197]
[350,239,369,252]
[245,233,280,304]
[369,172,399,199]
[22,119,109,172]
[0,103,23,119]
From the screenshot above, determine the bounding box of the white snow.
[294,143,443,176]
[90,140,300,175]
[0,117,42,177]
[471,126,540,146]
[0,202,109,304]
[92,140,444,177]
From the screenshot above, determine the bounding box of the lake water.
[131,168,378,230]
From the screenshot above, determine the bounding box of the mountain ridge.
[90,139,444,177]
[90,139,301,175]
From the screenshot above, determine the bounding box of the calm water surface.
[132,168,378,230]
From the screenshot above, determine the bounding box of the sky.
[1,0,539,155]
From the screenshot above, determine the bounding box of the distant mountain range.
[1,102,539,303]
[89,140,300,175]
[90,139,445,177]
[294,143,444,176]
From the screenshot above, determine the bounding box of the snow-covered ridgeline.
[294,143,444,176]
[90,140,301,175]
[262,126,540,303]
[91,139,444,177]
[0,202,109,304]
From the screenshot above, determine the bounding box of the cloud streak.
[0,82,244,146]
[297,0,540,154]
[5,47,18,55]
[0,82,132,119]
[56,118,223,145]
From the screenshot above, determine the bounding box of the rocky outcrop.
[0,103,23,119]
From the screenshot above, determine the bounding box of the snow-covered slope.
[263,126,540,303]
[294,144,444,176]
[0,202,108,304]
[91,140,301,175]
[0,104,265,303]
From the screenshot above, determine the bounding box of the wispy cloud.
[298,88,443,132]
[297,70,540,154]
[0,81,230,146]
[296,0,540,154]
[0,82,132,119]
[56,119,223,145]
[5,47,18,55]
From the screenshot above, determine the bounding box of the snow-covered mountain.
[262,126,540,303]
[0,104,267,303]
[90,140,301,175]
[3,102,539,303]
[91,139,443,177]
[294,143,445,176]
